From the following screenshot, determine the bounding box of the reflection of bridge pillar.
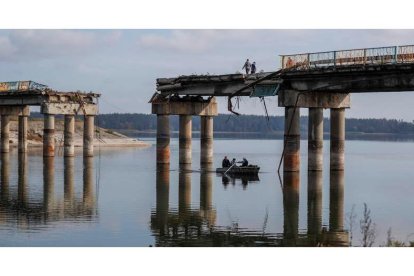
[83,157,95,209]
[43,157,55,213]
[64,115,75,157]
[330,108,345,171]
[43,114,55,157]
[329,170,345,232]
[200,163,215,226]
[308,108,323,171]
[156,115,170,165]
[17,153,28,206]
[64,157,75,205]
[307,171,323,244]
[284,107,300,172]
[200,116,213,165]
[179,164,191,215]
[283,172,300,246]
[156,164,170,236]
[0,153,10,201]
[18,115,28,153]
[83,115,94,157]
[179,115,192,165]
[1,115,10,153]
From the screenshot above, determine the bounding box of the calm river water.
[0,138,413,247]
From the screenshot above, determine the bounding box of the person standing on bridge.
[251,61,256,74]
[242,59,251,74]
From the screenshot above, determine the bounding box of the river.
[0,138,413,246]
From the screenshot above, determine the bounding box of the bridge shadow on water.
[150,165,349,247]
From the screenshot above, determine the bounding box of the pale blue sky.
[0,29,414,121]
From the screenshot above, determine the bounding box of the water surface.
[1,138,414,246]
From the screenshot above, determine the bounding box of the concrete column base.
[330,108,345,171]
[1,115,11,153]
[64,115,75,157]
[83,115,94,157]
[200,116,213,165]
[18,116,28,153]
[283,107,300,172]
[308,108,323,171]
[156,115,170,164]
[43,114,55,157]
[179,115,192,164]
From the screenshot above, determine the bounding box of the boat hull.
[216,165,260,175]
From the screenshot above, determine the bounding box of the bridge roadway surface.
[156,63,414,96]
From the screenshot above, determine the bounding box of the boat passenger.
[222,156,231,168]
[231,158,237,166]
[241,158,248,167]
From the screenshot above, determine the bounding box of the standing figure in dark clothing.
[222,156,231,168]
[251,62,256,74]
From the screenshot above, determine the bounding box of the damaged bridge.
[0,81,100,157]
[150,44,414,174]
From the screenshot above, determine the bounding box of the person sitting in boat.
[222,156,231,168]
[231,158,237,166]
[240,158,248,167]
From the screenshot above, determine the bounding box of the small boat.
[216,165,260,175]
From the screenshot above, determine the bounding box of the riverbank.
[7,118,150,148]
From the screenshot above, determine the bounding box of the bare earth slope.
[7,118,150,148]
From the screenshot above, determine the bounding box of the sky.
[1,29,414,121]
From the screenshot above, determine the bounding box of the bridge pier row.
[64,115,75,157]
[308,108,323,171]
[200,116,214,167]
[179,115,192,165]
[278,90,350,174]
[330,108,345,171]
[283,107,300,172]
[43,114,55,157]
[18,115,28,153]
[83,115,95,157]
[156,115,170,165]
[151,96,217,167]
[1,115,10,153]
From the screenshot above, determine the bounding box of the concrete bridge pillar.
[179,115,192,165]
[283,171,300,245]
[83,157,95,209]
[307,171,323,243]
[0,153,10,201]
[329,170,345,232]
[64,157,75,206]
[200,116,213,165]
[330,108,345,171]
[156,164,170,236]
[64,115,75,157]
[308,108,323,171]
[200,163,215,226]
[43,157,55,212]
[17,153,28,207]
[1,115,11,153]
[43,114,55,157]
[156,115,170,165]
[179,164,191,217]
[284,107,300,172]
[83,115,94,157]
[18,115,28,153]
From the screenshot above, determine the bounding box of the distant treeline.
[93,113,414,134]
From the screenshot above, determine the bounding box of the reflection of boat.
[215,165,260,175]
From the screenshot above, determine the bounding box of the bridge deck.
[156,62,414,97]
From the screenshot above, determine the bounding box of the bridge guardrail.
[0,81,48,92]
[280,45,414,70]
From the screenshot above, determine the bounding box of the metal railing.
[280,45,414,70]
